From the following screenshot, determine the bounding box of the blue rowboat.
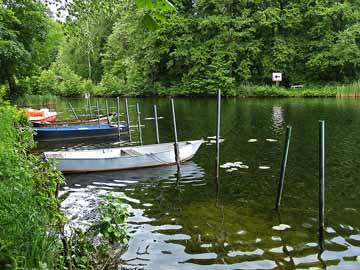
[34,124,128,142]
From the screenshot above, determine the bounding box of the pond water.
[28,97,360,270]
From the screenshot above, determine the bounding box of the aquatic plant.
[337,81,360,98]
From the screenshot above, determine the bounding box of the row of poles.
[70,96,181,172]
[214,89,326,246]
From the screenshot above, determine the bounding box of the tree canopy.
[0,0,63,98]
[1,0,359,97]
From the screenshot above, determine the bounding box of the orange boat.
[25,108,57,123]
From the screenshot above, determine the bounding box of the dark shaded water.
[29,97,360,269]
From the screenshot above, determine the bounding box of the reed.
[336,81,360,98]
[15,94,58,107]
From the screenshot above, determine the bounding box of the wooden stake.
[136,103,143,145]
[116,97,121,139]
[275,126,292,210]
[125,98,132,142]
[154,104,160,144]
[171,98,180,172]
[68,102,79,120]
[105,99,110,124]
[215,89,221,179]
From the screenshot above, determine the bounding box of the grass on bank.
[0,104,64,269]
[0,104,129,269]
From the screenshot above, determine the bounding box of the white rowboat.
[45,140,204,173]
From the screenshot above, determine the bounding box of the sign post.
[272,72,282,86]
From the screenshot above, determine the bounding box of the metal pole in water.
[125,98,132,142]
[171,98,180,172]
[88,96,92,118]
[154,104,160,144]
[275,126,292,210]
[215,89,221,179]
[116,97,121,139]
[68,102,79,120]
[105,99,110,124]
[96,99,100,125]
[136,103,143,145]
[319,120,325,231]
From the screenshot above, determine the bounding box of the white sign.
[272,73,282,82]
[85,92,90,99]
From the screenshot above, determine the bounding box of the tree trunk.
[8,74,18,99]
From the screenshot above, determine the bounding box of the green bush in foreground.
[0,105,129,269]
[0,104,64,269]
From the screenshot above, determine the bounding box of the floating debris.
[259,166,271,170]
[266,139,277,142]
[220,163,233,168]
[272,224,291,231]
[248,139,258,143]
[209,139,225,144]
[226,168,238,172]
[221,162,248,170]
[144,117,164,120]
[207,136,217,139]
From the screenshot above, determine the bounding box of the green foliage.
[97,195,129,243]
[0,0,58,98]
[61,195,129,270]
[0,104,64,269]
[12,0,360,97]
[0,105,130,269]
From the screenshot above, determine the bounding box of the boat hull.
[32,114,115,127]
[45,140,203,173]
[34,124,128,142]
[29,114,57,123]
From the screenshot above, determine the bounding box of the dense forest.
[1,0,360,98]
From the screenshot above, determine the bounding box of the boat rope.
[146,153,171,164]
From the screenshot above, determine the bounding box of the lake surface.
[29,97,360,270]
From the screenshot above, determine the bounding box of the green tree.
[0,0,53,98]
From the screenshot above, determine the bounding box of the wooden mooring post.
[105,99,110,124]
[96,100,100,125]
[125,98,132,142]
[68,102,79,120]
[171,98,180,173]
[88,96,92,118]
[319,121,325,232]
[215,89,221,179]
[116,97,121,139]
[154,104,160,144]
[136,103,143,145]
[275,126,292,210]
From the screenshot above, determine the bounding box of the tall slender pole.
[96,99,100,126]
[171,98,180,172]
[105,99,110,124]
[154,104,160,144]
[136,103,143,145]
[319,120,325,232]
[275,126,292,210]
[215,89,221,179]
[88,96,92,118]
[125,98,132,142]
[68,102,79,120]
[116,97,121,139]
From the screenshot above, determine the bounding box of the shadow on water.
[25,97,360,270]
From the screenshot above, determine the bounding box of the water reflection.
[271,106,284,133]
[32,97,360,270]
